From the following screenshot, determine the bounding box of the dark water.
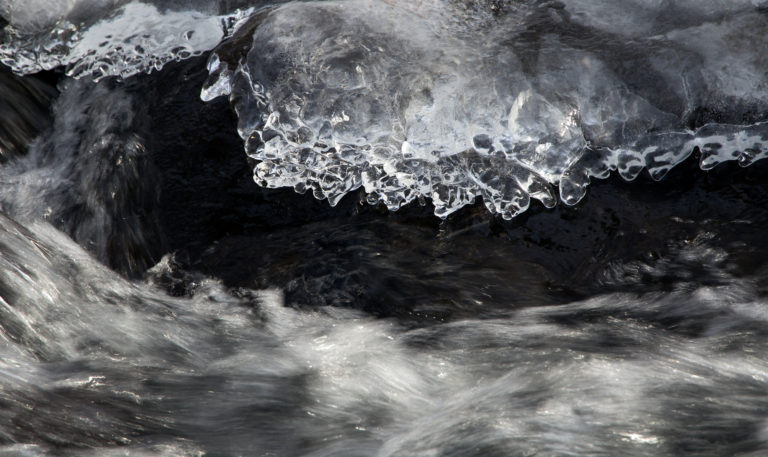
[2,1,768,456]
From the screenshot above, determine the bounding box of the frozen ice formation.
[0,0,254,80]
[2,0,767,219]
[203,0,768,218]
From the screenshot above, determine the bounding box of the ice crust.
[203,0,768,218]
[0,1,253,80]
[3,0,768,218]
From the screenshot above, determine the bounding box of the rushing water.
[1,1,768,456]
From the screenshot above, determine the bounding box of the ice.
[0,1,253,80]
[1,0,124,33]
[203,0,768,218]
[3,0,767,219]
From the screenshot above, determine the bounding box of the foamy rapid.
[1,211,768,455]
[2,4,768,454]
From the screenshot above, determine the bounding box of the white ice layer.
[203,0,768,218]
[3,0,767,219]
[0,1,252,80]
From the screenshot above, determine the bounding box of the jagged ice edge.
[201,34,768,220]
[0,2,255,81]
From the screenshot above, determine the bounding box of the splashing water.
[2,211,768,455]
[3,3,768,454]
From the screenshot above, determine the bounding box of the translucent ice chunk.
[0,1,254,80]
[202,0,768,218]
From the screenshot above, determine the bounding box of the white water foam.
[1,213,768,455]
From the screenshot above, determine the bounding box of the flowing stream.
[1,1,768,455]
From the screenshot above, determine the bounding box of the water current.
[1,1,768,456]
